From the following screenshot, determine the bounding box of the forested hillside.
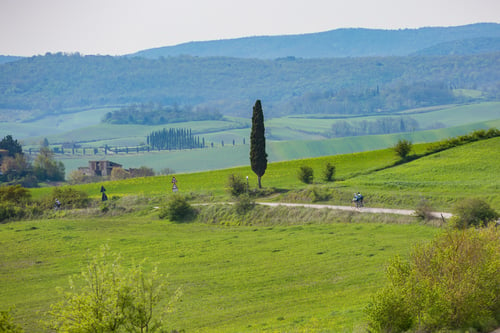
[1,52,499,119]
[130,23,500,59]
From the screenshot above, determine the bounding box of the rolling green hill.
[50,115,500,177]
[3,134,500,332]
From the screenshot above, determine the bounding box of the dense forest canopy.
[0,51,499,119]
[130,23,500,59]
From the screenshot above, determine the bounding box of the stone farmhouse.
[78,160,122,177]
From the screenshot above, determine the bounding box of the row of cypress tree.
[147,128,204,151]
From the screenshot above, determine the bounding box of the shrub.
[233,194,255,215]
[0,308,24,333]
[414,198,435,221]
[366,226,500,332]
[45,246,179,333]
[322,162,335,182]
[298,166,314,184]
[159,195,194,222]
[129,166,155,178]
[0,204,26,222]
[40,187,91,210]
[393,139,412,159]
[110,167,131,181]
[451,198,499,229]
[0,185,31,204]
[226,173,247,197]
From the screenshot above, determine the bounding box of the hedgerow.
[426,128,500,154]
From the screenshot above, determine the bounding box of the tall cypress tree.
[250,100,267,188]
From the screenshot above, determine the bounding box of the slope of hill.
[345,136,500,210]
[1,52,499,118]
[412,37,500,55]
[130,23,500,59]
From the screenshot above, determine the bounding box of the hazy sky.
[1,0,499,56]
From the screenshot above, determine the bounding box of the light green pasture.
[0,216,438,332]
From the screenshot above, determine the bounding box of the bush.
[129,166,155,178]
[0,185,31,204]
[40,187,91,210]
[110,167,131,181]
[0,308,24,333]
[233,194,255,215]
[298,166,314,184]
[159,195,195,222]
[414,198,435,221]
[322,162,335,182]
[366,226,500,332]
[226,173,247,197]
[451,198,499,229]
[45,246,179,333]
[393,139,412,159]
[0,204,26,222]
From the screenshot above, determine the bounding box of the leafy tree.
[46,246,178,333]
[226,173,247,197]
[322,162,336,182]
[250,100,267,189]
[393,139,413,159]
[67,169,89,185]
[298,166,314,184]
[0,154,31,182]
[366,226,500,332]
[33,146,65,181]
[0,135,23,157]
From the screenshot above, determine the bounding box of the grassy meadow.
[52,117,500,176]
[2,132,500,331]
[1,213,438,332]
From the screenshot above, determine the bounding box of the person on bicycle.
[356,192,364,206]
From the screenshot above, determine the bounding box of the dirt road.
[258,202,452,219]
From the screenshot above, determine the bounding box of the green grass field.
[52,117,500,176]
[0,215,438,332]
[2,133,500,332]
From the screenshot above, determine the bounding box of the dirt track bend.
[257,202,453,219]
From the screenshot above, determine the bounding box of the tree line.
[326,116,443,137]
[1,52,498,119]
[147,128,204,150]
[102,102,224,125]
[0,135,64,187]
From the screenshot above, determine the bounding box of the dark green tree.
[250,100,267,189]
[0,135,23,157]
[393,139,413,159]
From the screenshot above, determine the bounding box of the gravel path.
[258,202,452,219]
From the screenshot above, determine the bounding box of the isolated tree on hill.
[250,100,267,189]
[393,139,413,159]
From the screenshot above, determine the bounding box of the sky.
[1,0,499,56]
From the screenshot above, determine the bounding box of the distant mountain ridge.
[130,23,500,59]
